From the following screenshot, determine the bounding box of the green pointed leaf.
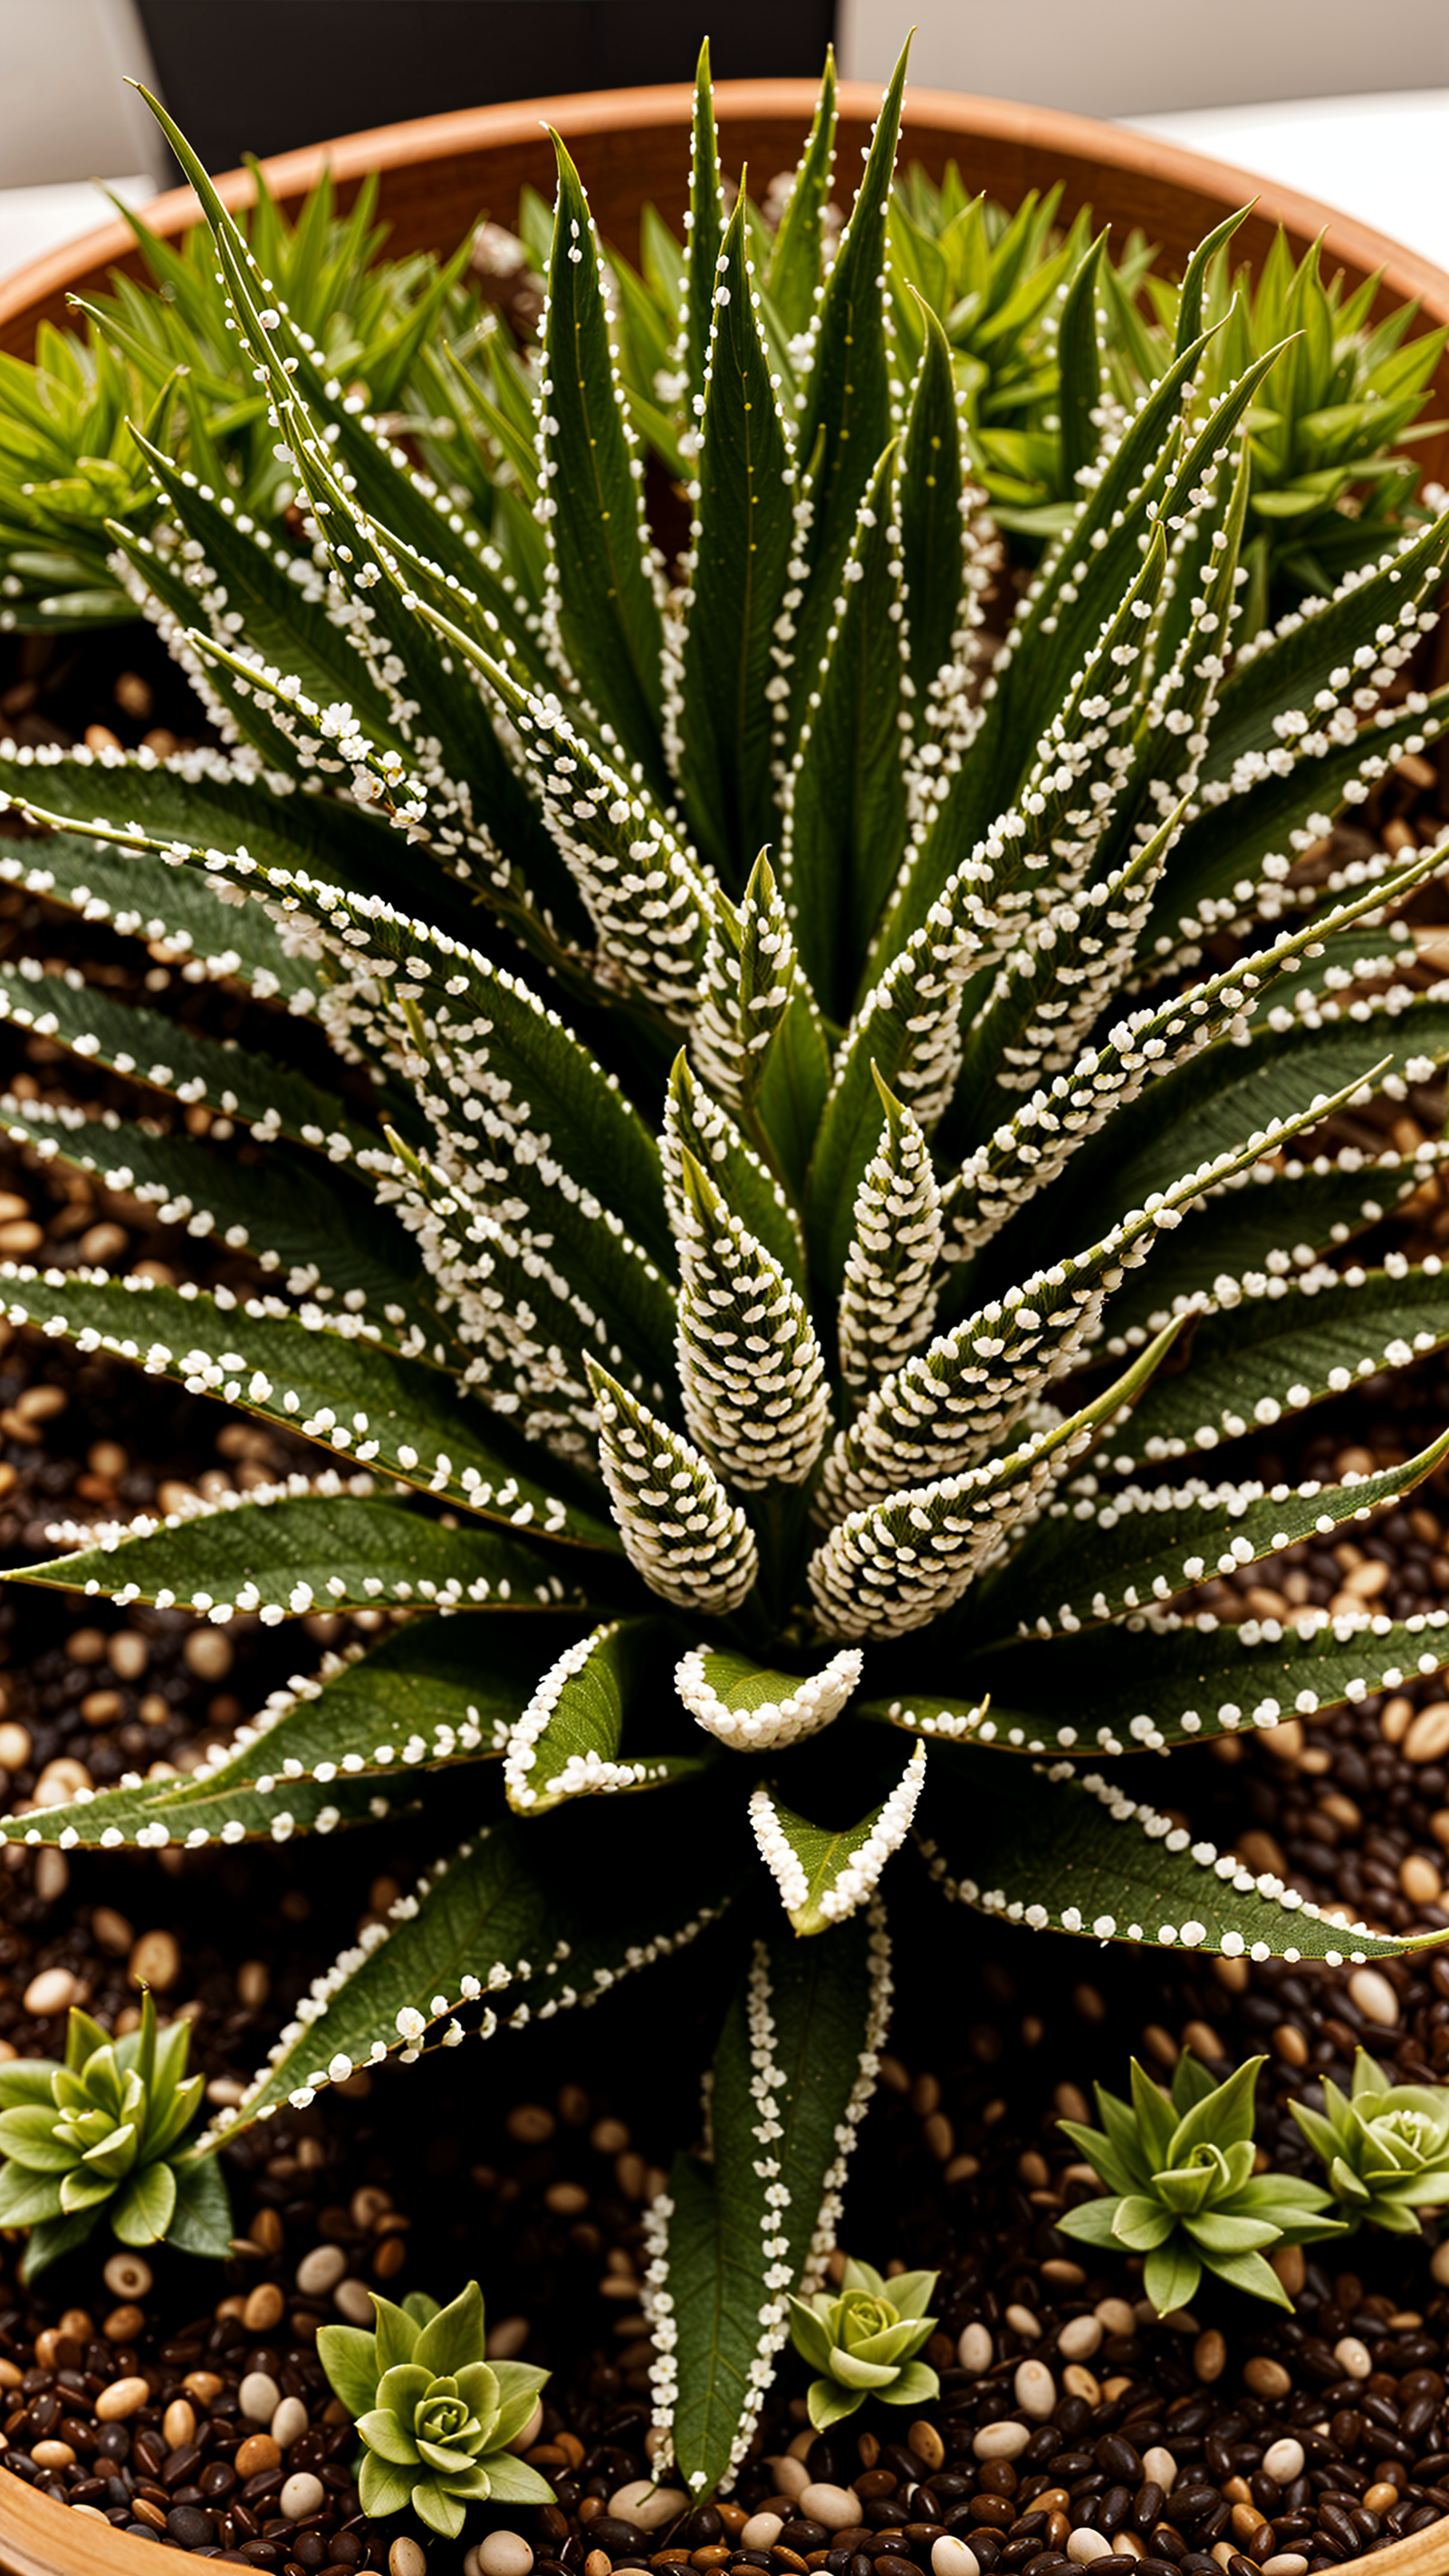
[922,1744,1446,1961]
[111,2158,177,2246]
[763,52,838,335]
[317,2322,380,2418]
[504,1618,709,1816]
[479,2452,557,2506]
[1142,2237,1202,2315]
[662,1907,892,2499]
[0,1268,618,1549]
[541,134,666,783]
[750,1744,925,1936]
[677,194,796,886]
[166,2152,234,2258]
[8,1487,597,1621]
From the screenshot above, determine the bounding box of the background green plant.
[1291,2045,1449,2233]
[318,2281,552,2541]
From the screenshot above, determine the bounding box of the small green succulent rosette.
[1057,2053,1343,2315]
[787,2257,940,2431]
[318,2281,554,2540]
[0,1992,232,2282]
[1291,2046,1449,2235]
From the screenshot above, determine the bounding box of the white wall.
[0,0,166,188]
[838,0,1449,117]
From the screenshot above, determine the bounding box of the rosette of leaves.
[1289,2044,1449,2234]
[1058,2055,1342,2312]
[318,2280,552,2539]
[788,2258,938,2428]
[6,36,1449,2492]
[0,1993,232,2281]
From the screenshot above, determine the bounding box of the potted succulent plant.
[4,41,1449,2576]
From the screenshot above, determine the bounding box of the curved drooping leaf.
[0,1266,618,1547]
[13,1485,601,1620]
[503,1617,711,1814]
[750,1744,926,1935]
[657,1907,892,2498]
[0,827,311,997]
[922,1748,1445,1962]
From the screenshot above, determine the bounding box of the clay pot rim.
[0,68,1447,2576]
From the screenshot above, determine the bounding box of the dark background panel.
[136,0,837,174]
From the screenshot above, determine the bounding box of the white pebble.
[1014,2358,1056,2420]
[741,2518,783,2552]
[1067,2536,1111,2567]
[1261,2559,1310,2576]
[609,2481,688,2532]
[800,2485,862,2532]
[1004,2303,1041,2340]
[271,2396,309,2451]
[389,2542,427,2576]
[279,2473,324,2521]
[333,2277,374,2324]
[1094,2296,1135,2334]
[1262,2438,1305,2486]
[1140,2448,1176,2495]
[1058,2315,1102,2362]
[770,2456,811,2499]
[295,2244,347,2297]
[1348,1968,1399,2026]
[931,2542,980,2576]
[475,2539,535,2576]
[956,2322,993,2375]
[1333,2335,1371,2379]
[1435,2241,1449,2288]
[974,2422,1031,2462]
[238,2372,281,2424]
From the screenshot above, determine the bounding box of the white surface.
[1118,93,1449,272]
[0,0,165,190]
[0,173,156,281]
[840,0,1449,117]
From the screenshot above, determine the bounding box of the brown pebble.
[1401,1853,1444,1907]
[23,1966,82,2017]
[908,2421,945,2470]
[96,2376,150,2421]
[103,2304,145,2342]
[31,2440,75,2470]
[243,2281,285,2333]
[235,2433,282,2476]
[162,2398,196,2451]
[1405,1703,1449,1763]
[1194,2330,1226,2383]
[1243,2357,1291,2398]
[127,1928,179,1992]
[182,2372,225,2405]
[373,2233,408,2280]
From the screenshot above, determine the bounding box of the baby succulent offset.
[1291,2044,1449,2234]
[788,2257,939,2429]
[1058,2053,1342,2314]
[4,36,1449,2489]
[318,2280,552,2540]
[0,1993,231,2281]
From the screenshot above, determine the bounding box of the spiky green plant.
[1058,2052,1342,2314]
[0,1993,231,2281]
[5,44,1449,2489]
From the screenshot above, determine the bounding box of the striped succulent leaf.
[4,47,1449,2485]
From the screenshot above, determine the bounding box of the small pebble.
[334,2276,375,2323]
[1094,2297,1135,2334]
[296,2242,348,2297]
[127,1927,179,1992]
[1347,1966,1399,2026]
[741,2516,783,2552]
[243,2281,284,2333]
[161,2398,195,2451]
[102,2252,152,2300]
[1260,2560,1310,2576]
[1013,2356,1056,2419]
[1262,2438,1305,2485]
[1333,2334,1371,2379]
[907,2418,944,2470]
[974,2421,1031,2462]
[1363,2483,1399,2514]
[31,2439,75,2470]
[271,2394,309,2449]
[475,2540,535,2576]
[280,2471,325,2520]
[956,2321,993,2374]
[1003,2302,1040,2339]
[769,2456,810,2500]
[505,2398,545,2456]
[609,2480,687,2531]
[22,1966,82,2017]
[931,2542,980,2576]
[390,2542,427,2576]
[1243,2356,1291,2399]
[235,2432,282,2477]
[1067,2537,1111,2568]
[238,2369,282,2421]
[799,2483,862,2531]
[1058,2314,1102,2360]
[95,2377,149,2421]
[1140,2447,1176,2494]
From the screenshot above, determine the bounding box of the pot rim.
[0,69,1446,2576]
[1,79,1447,347]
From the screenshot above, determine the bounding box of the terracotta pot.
[2,72,1449,2576]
